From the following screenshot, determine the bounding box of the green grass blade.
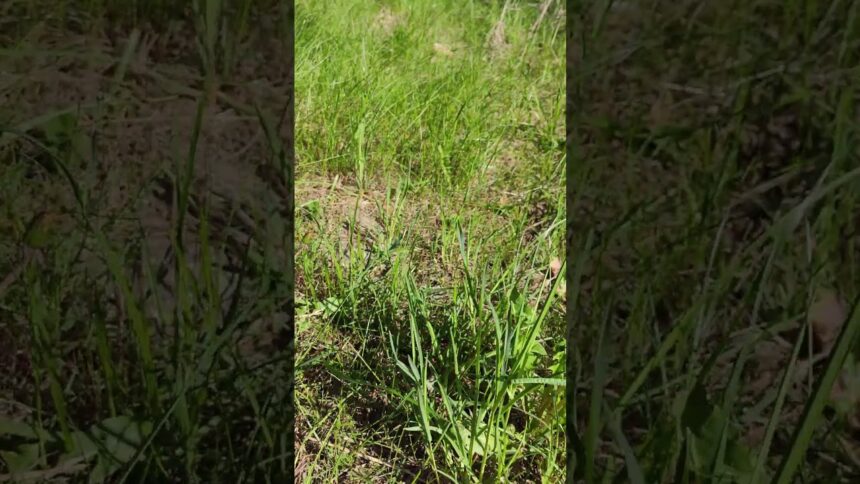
[774,297,860,483]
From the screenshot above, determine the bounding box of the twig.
[0,457,88,482]
[302,434,417,478]
[530,0,554,34]
[128,65,256,116]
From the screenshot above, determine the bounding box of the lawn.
[293,1,565,481]
[0,0,565,482]
[1,0,859,483]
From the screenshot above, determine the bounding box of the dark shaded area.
[568,0,859,481]
[0,1,294,481]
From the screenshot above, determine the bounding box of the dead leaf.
[743,423,766,448]
[809,289,846,355]
[373,8,403,36]
[647,90,675,126]
[487,17,508,54]
[549,258,562,278]
[433,42,454,57]
[748,339,790,395]
[830,361,860,432]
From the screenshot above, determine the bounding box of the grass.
[2,0,859,482]
[567,0,860,482]
[294,1,565,481]
[2,0,296,482]
[1,0,566,481]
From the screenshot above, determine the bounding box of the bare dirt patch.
[373,7,404,37]
[1,21,297,396]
